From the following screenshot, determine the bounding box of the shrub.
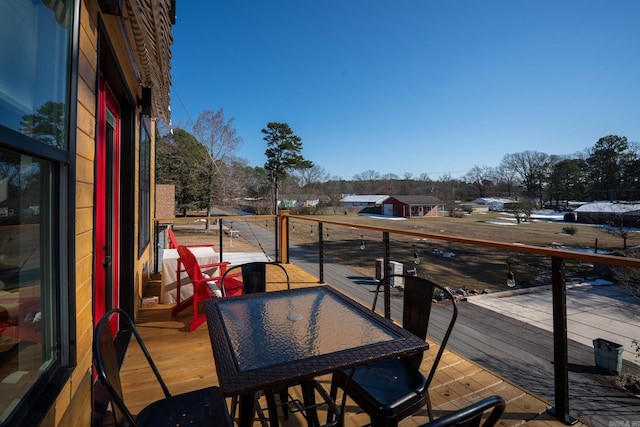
[610,249,640,302]
[562,225,577,235]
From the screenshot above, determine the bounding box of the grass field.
[288,210,631,293]
[174,210,633,294]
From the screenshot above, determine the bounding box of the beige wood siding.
[40,0,158,424]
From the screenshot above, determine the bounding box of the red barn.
[384,196,445,218]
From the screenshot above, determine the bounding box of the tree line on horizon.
[156,109,640,215]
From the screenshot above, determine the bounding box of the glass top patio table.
[204,285,429,397]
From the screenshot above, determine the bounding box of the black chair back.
[221,262,290,296]
[219,262,295,424]
[329,274,460,425]
[402,275,435,340]
[241,262,268,294]
[373,275,458,373]
[94,308,232,427]
[94,308,170,426]
[95,311,132,426]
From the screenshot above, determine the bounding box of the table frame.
[205,285,429,425]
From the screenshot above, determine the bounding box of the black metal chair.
[221,262,341,427]
[221,262,290,425]
[93,308,232,427]
[220,261,291,296]
[329,274,458,427]
[419,395,506,427]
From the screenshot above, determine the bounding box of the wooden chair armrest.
[198,261,230,271]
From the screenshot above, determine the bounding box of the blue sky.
[169,1,640,180]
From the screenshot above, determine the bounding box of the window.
[138,118,151,256]
[0,2,71,150]
[0,149,61,423]
[0,1,74,425]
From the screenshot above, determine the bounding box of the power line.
[170,83,195,129]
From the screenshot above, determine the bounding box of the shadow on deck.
[110,264,585,427]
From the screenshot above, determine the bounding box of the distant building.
[280,194,330,208]
[472,197,518,211]
[574,201,640,226]
[384,196,445,218]
[340,195,389,207]
[340,195,445,218]
[543,200,586,211]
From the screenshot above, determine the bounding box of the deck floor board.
[107,264,585,426]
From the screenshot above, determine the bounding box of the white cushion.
[202,273,222,297]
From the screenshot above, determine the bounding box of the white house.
[340,195,389,207]
[472,197,518,211]
[574,201,640,225]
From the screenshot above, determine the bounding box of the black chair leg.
[301,381,321,427]
[238,393,256,427]
[264,389,280,427]
[230,395,238,422]
[327,379,340,422]
[371,418,398,427]
[279,387,289,419]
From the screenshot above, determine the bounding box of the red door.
[94,79,121,331]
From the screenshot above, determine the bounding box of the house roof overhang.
[121,0,174,122]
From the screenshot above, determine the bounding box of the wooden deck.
[113,264,586,427]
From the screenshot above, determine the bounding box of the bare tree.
[610,249,640,302]
[418,172,431,182]
[216,156,251,205]
[464,165,495,198]
[500,151,550,207]
[378,173,399,194]
[492,165,519,198]
[192,109,242,226]
[294,164,330,189]
[505,199,535,223]
[353,169,381,181]
[323,177,348,213]
[353,170,381,193]
[400,172,414,194]
[601,211,639,250]
[434,173,460,209]
[381,173,399,180]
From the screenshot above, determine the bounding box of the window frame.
[138,117,152,257]
[0,0,78,424]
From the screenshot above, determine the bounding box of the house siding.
[385,196,443,218]
[39,2,96,425]
[36,1,162,425]
[575,202,640,226]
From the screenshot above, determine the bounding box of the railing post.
[274,215,279,262]
[218,219,224,262]
[383,231,390,319]
[548,256,577,425]
[285,216,290,264]
[318,222,324,284]
[278,210,290,263]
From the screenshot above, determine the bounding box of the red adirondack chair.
[172,245,242,331]
[166,226,218,307]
